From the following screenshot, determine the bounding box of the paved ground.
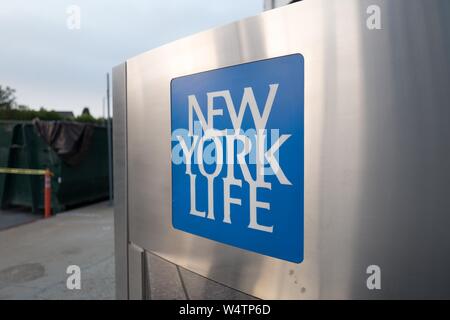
[0,208,39,231]
[0,201,115,300]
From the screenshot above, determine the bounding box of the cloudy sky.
[0,0,263,117]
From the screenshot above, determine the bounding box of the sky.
[0,0,263,117]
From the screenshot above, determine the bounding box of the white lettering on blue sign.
[171,54,304,263]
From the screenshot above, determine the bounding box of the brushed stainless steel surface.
[122,0,450,299]
[128,243,144,300]
[112,63,128,300]
[264,0,292,10]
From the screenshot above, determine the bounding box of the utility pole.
[102,96,106,123]
[106,73,113,205]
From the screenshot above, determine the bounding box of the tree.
[0,85,16,109]
[82,106,91,116]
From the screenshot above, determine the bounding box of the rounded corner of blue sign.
[292,252,305,264]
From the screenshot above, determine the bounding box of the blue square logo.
[170,54,304,263]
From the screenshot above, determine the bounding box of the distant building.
[264,0,302,10]
[55,111,75,119]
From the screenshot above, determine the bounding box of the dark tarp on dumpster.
[33,120,94,166]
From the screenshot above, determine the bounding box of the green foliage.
[0,108,63,121]
[74,113,103,124]
[0,86,16,109]
[0,84,105,125]
[74,107,104,124]
[0,107,106,124]
[81,107,91,116]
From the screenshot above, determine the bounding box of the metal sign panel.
[170,54,304,263]
[119,0,450,299]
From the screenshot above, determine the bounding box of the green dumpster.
[0,122,20,209]
[0,121,109,214]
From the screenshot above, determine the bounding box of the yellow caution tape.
[0,168,49,175]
